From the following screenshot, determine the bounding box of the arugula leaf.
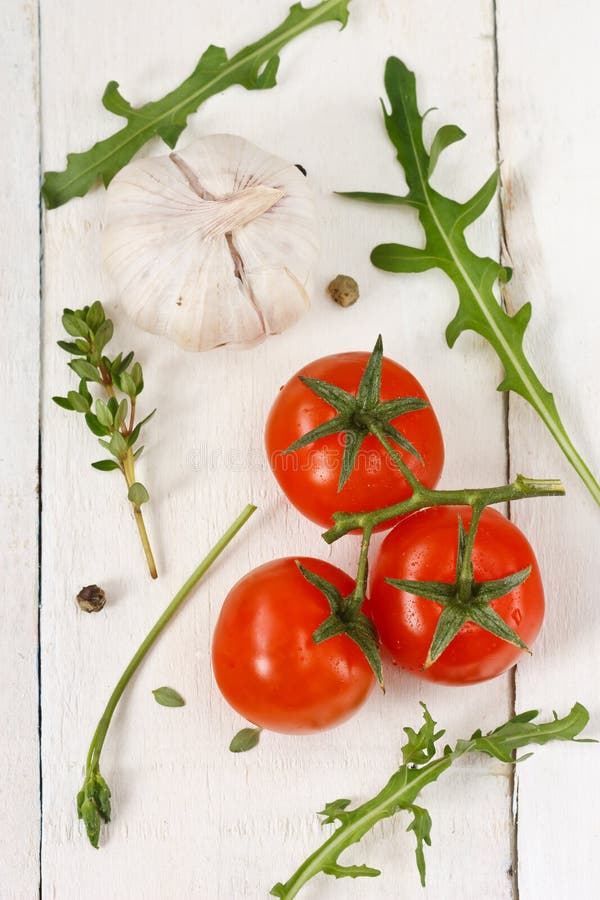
[341,57,600,507]
[270,703,591,898]
[318,798,352,825]
[406,804,432,887]
[321,863,380,879]
[42,1,351,208]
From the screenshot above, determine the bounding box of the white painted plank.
[40,1,514,898]
[497,2,600,897]
[0,1,40,896]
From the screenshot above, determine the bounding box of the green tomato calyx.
[284,335,428,491]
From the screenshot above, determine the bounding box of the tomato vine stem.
[322,474,564,544]
[287,337,565,681]
[321,471,562,681]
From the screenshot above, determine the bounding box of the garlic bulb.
[102,134,319,351]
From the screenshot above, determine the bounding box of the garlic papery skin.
[102,134,319,351]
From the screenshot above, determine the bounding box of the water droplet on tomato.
[512,609,522,625]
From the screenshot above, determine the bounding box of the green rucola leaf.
[336,189,421,209]
[91,459,121,471]
[152,686,185,707]
[41,0,352,208]
[95,398,113,428]
[69,358,102,382]
[52,395,73,411]
[271,704,591,898]
[406,804,432,886]
[470,701,593,763]
[229,727,262,753]
[427,123,465,176]
[321,864,380,880]
[128,482,149,505]
[401,703,445,765]
[344,56,600,507]
[318,798,351,826]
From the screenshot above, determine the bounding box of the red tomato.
[369,506,544,685]
[265,350,444,529]
[212,557,374,734]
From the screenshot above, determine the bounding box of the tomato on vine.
[265,336,444,529]
[369,506,545,685]
[212,557,376,734]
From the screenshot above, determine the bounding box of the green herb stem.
[80,503,256,843]
[122,446,157,579]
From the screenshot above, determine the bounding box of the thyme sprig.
[53,300,158,578]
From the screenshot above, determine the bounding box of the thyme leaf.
[271,703,592,898]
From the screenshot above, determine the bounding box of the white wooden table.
[3,1,599,897]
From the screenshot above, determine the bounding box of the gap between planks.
[37,0,44,897]
[492,0,520,897]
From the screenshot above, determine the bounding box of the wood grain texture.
[0,0,587,897]
[497,3,600,897]
[37,2,514,897]
[0,1,41,896]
